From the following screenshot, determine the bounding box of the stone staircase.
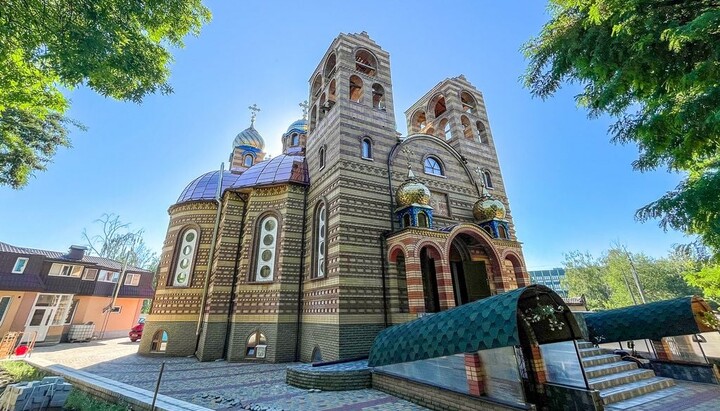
[577,341,676,406]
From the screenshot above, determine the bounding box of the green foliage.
[83,213,159,270]
[524,0,720,253]
[64,388,131,411]
[562,246,701,310]
[674,241,720,300]
[0,0,211,188]
[0,361,46,382]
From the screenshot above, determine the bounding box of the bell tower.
[300,32,398,361]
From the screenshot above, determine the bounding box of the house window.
[243,154,254,167]
[98,270,120,283]
[255,216,278,282]
[12,257,28,274]
[83,268,98,281]
[361,138,372,159]
[172,228,198,287]
[64,299,79,325]
[483,170,494,189]
[246,331,267,358]
[424,157,444,176]
[124,273,141,286]
[49,263,83,278]
[315,204,327,278]
[50,294,74,326]
[319,146,326,169]
[0,297,11,326]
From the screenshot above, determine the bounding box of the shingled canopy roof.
[583,296,715,343]
[368,285,582,367]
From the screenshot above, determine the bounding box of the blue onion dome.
[233,126,265,150]
[285,119,308,135]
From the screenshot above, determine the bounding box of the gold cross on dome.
[248,104,261,126]
[299,100,309,120]
[401,148,415,169]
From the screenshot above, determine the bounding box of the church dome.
[472,197,506,222]
[285,119,308,135]
[176,170,244,204]
[233,126,265,150]
[396,168,431,207]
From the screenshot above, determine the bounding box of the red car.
[129,318,145,342]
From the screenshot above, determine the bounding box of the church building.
[139,32,529,362]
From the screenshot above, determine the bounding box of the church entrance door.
[450,235,491,306]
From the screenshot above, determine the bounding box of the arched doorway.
[419,246,441,313]
[449,234,492,306]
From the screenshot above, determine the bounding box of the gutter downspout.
[222,192,247,359]
[378,138,403,329]
[195,164,225,356]
[294,184,310,361]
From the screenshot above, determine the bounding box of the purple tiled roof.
[0,241,151,273]
[176,155,308,205]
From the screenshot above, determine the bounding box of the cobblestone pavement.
[28,339,429,410]
[28,339,720,410]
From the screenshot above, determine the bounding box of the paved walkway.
[26,339,428,411]
[23,338,720,410]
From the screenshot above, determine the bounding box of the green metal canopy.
[583,296,712,343]
[368,285,580,367]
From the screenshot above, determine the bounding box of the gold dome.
[396,168,431,207]
[473,197,506,222]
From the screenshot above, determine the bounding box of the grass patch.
[0,361,46,382]
[64,389,131,411]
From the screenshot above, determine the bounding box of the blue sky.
[0,1,688,269]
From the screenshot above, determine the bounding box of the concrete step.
[588,368,656,390]
[579,347,603,358]
[584,361,638,379]
[577,341,594,349]
[582,353,621,368]
[599,377,675,405]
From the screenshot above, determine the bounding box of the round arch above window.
[254,215,279,282]
[476,121,489,143]
[411,110,427,133]
[361,137,373,159]
[424,156,444,176]
[428,94,447,118]
[349,75,363,103]
[460,91,477,114]
[151,330,168,353]
[311,73,322,99]
[171,227,199,287]
[323,53,337,79]
[355,49,378,76]
[243,154,254,167]
[314,202,328,278]
[246,330,267,358]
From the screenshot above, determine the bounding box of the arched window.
[311,346,323,362]
[255,216,278,282]
[411,110,427,133]
[311,73,322,98]
[461,115,473,139]
[402,214,411,228]
[361,138,372,159]
[319,93,327,121]
[323,53,336,79]
[309,105,317,132]
[355,49,377,76]
[172,228,198,287]
[439,119,451,140]
[418,212,429,228]
[328,79,337,104]
[482,225,493,236]
[424,156,443,176]
[151,330,168,353]
[246,331,267,358]
[243,154,254,167]
[461,91,477,114]
[429,94,447,117]
[319,146,326,169]
[483,170,493,189]
[498,224,508,239]
[372,83,385,110]
[315,203,327,278]
[291,133,299,146]
[349,75,363,103]
[476,121,489,143]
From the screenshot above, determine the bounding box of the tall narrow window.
[309,105,317,132]
[402,214,411,228]
[319,93,327,121]
[483,170,493,189]
[372,83,385,109]
[244,154,254,167]
[328,79,337,104]
[349,75,363,103]
[461,115,473,139]
[255,216,278,282]
[361,138,372,159]
[0,297,11,326]
[311,73,322,98]
[319,146,326,169]
[439,119,451,140]
[291,133,299,146]
[315,204,327,278]
[323,53,336,79]
[172,228,198,287]
[424,157,444,176]
[430,95,447,117]
[418,212,429,228]
[476,121,489,143]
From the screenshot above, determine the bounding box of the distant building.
[0,241,154,344]
[529,268,568,297]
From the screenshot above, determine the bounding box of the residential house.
[0,241,154,344]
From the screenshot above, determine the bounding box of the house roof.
[0,241,152,273]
